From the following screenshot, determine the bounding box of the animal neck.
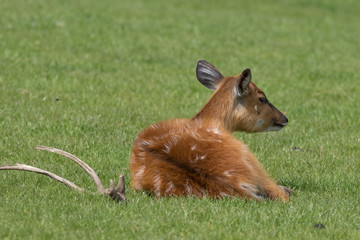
[191,86,235,133]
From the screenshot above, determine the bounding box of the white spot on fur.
[163,135,179,154]
[150,124,159,130]
[244,159,253,170]
[191,153,208,163]
[154,175,161,197]
[163,144,171,153]
[158,133,168,140]
[135,165,145,178]
[190,155,200,164]
[239,183,265,200]
[165,181,174,194]
[223,170,232,177]
[185,180,192,194]
[138,151,146,158]
[212,127,220,134]
[133,182,143,190]
[254,105,258,112]
[198,188,207,198]
[206,127,222,135]
[241,147,254,170]
[140,139,153,146]
[191,144,197,151]
[169,135,179,143]
[220,192,229,197]
[130,157,136,165]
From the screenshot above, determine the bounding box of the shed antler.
[0,146,127,202]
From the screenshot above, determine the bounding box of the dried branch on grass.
[0,146,127,202]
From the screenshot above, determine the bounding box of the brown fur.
[129,63,289,202]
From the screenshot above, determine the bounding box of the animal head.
[195,60,288,133]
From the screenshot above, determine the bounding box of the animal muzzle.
[274,115,288,127]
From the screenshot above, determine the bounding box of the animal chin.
[263,124,284,132]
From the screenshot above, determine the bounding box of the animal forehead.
[250,83,265,96]
[217,76,238,88]
[218,77,266,97]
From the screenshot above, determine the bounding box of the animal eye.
[259,97,268,104]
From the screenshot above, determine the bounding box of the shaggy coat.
[129,60,290,202]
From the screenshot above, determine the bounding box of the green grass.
[1,0,360,239]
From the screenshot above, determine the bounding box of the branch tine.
[0,164,85,192]
[116,174,126,193]
[109,179,115,189]
[36,146,105,194]
[105,174,127,202]
[1,146,127,203]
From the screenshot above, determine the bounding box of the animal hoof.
[278,185,294,196]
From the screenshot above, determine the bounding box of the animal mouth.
[274,122,287,128]
[263,122,286,132]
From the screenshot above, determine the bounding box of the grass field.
[1,0,360,239]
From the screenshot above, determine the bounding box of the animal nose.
[282,116,288,126]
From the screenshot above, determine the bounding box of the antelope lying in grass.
[130,60,291,202]
[0,60,290,202]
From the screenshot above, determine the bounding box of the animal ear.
[196,60,224,91]
[237,68,252,97]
